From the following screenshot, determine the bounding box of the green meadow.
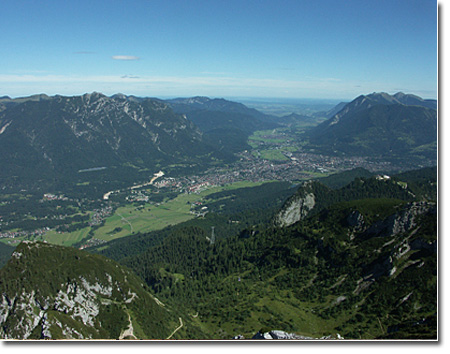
[42,228,91,247]
[35,181,266,246]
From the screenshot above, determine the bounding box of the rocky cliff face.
[0,241,177,339]
[361,202,436,239]
[275,192,315,227]
[275,182,317,227]
[352,202,436,293]
[0,275,116,339]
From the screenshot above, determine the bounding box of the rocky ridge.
[349,202,437,294]
[0,241,177,339]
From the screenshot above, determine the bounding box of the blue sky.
[0,0,437,99]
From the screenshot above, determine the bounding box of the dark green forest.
[90,167,437,339]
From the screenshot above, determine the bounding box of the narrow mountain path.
[119,312,137,340]
[166,317,183,339]
[117,213,133,233]
[150,294,166,307]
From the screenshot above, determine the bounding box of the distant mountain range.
[166,96,270,118]
[307,92,437,162]
[275,112,320,125]
[0,92,437,194]
[0,93,232,192]
[166,96,278,152]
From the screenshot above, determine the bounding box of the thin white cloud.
[112,55,140,61]
[200,71,230,76]
[0,73,332,87]
[0,73,436,100]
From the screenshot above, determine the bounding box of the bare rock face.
[275,182,317,227]
[347,210,365,230]
[250,330,343,340]
[276,192,315,227]
[0,282,107,339]
[362,202,436,239]
[0,241,175,340]
[353,201,436,295]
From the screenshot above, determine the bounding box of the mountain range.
[0,93,229,193]
[0,91,437,195]
[307,92,437,162]
[0,90,438,340]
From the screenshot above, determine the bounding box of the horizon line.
[1,91,437,102]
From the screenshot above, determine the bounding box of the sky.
[0,0,438,100]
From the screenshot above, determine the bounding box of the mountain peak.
[394,92,421,100]
[82,91,106,101]
[361,92,436,109]
[364,92,399,105]
[111,92,128,100]
[308,92,437,161]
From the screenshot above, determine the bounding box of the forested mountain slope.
[167,96,278,153]
[90,167,437,339]
[0,241,206,339]
[114,199,436,339]
[0,93,226,193]
[276,167,436,227]
[307,92,437,163]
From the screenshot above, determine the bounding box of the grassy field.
[96,181,269,242]
[95,194,197,242]
[0,238,23,246]
[248,128,300,160]
[95,181,267,242]
[248,129,288,144]
[43,228,91,247]
[258,149,290,161]
[29,181,267,246]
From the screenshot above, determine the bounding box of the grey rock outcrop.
[276,192,315,227]
[276,182,317,227]
[0,241,173,340]
[252,330,313,340]
[354,202,436,295]
[361,202,435,239]
[346,210,365,230]
[0,274,118,339]
[251,330,343,340]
